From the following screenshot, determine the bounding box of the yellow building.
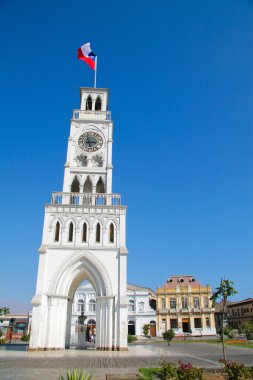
[156,275,216,336]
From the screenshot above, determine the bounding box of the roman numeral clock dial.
[78,131,103,152]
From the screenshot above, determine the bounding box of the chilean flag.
[77,43,96,70]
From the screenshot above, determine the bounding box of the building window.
[161,298,165,309]
[96,223,101,243]
[82,223,87,242]
[204,297,209,308]
[89,299,96,312]
[68,222,74,242]
[170,319,178,329]
[78,299,84,313]
[109,223,114,243]
[182,297,188,309]
[138,302,144,312]
[206,318,210,328]
[170,298,176,309]
[83,176,92,193]
[128,300,135,312]
[95,96,102,111]
[86,95,92,110]
[96,177,105,193]
[71,176,80,192]
[194,318,202,328]
[54,221,60,242]
[193,297,200,309]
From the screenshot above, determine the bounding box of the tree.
[143,324,150,336]
[240,321,253,341]
[162,329,175,345]
[211,279,237,361]
[0,307,10,316]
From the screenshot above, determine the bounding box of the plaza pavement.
[0,342,252,380]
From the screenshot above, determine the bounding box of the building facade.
[156,275,216,336]
[70,282,156,344]
[127,284,156,336]
[29,87,128,351]
[227,298,253,329]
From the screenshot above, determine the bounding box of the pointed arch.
[96,223,101,243]
[82,222,88,242]
[54,221,60,242]
[71,176,80,193]
[83,176,92,193]
[68,222,74,242]
[86,95,92,110]
[95,96,102,111]
[96,177,105,193]
[109,223,114,243]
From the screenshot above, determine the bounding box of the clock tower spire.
[29,87,128,351]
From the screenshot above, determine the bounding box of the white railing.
[72,110,111,121]
[51,192,121,206]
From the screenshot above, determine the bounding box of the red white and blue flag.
[77,43,96,70]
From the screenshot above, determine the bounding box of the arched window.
[96,223,101,243]
[54,221,60,242]
[71,176,80,193]
[109,223,114,243]
[96,177,105,193]
[78,299,84,313]
[95,96,102,111]
[128,300,135,312]
[68,222,74,242]
[86,95,92,110]
[82,222,87,242]
[138,302,144,312]
[83,177,92,193]
[89,299,96,312]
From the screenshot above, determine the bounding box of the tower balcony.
[51,192,121,206]
[72,110,111,121]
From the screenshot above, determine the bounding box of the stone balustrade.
[51,192,121,206]
[72,110,111,121]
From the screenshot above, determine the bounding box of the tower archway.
[30,250,115,350]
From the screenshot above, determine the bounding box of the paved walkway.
[0,342,252,379]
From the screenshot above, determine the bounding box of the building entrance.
[182,318,190,333]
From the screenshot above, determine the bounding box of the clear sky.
[0,0,252,312]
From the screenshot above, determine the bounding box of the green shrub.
[159,361,203,380]
[59,369,94,380]
[160,361,177,380]
[128,334,137,343]
[0,337,6,344]
[220,359,251,380]
[177,361,203,380]
[163,329,175,345]
[143,324,150,336]
[224,326,234,339]
[21,333,30,342]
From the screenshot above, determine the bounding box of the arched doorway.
[69,280,97,348]
[128,320,135,335]
[29,250,125,351]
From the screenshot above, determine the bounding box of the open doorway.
[69,280,96,348]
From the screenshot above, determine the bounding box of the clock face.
[78,132,103,152]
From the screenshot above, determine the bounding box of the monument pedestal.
[77,324,87,349]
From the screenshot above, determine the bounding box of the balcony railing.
[72,110,111,121]
[51,192,121,206]
[158,308,168,314]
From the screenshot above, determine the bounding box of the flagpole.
[94,56,97,88]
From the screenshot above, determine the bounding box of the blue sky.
[0,0,252,312]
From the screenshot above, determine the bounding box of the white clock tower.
[29,88,128,351]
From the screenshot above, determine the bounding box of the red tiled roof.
[161,275,202,288]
